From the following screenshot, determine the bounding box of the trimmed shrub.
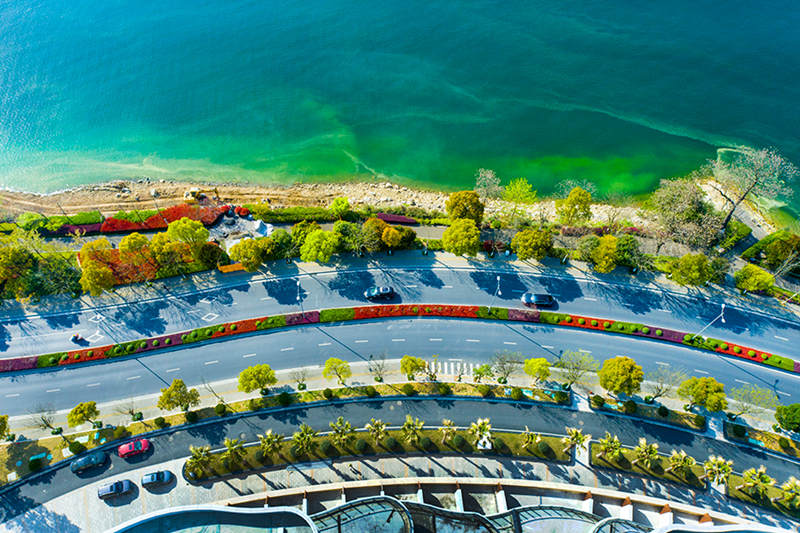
[590,394,605,409]
[693,414,706,429]
[364,385,378,398]
[591,320,598,326]
[402,383,417,396]
[323,388,335,400]
[603,321,611,329]
[510,387,524,401]
[477,384,492,397]
[748,350,756,357]
[554,391,570,405]
[185,411,199,423]
[248,397,266,411]
[217,327,224,333]
[355,438,368,453]
[536,440,551,454]
[720,343,728,350]
[779,437,790,449]
[164,338,171,345]
[732,424,746,437]
[683,334,692,342]
[565,316,572,323]
[277,391,293,407]
[154,416,168,428]
[420,436,434,451]
[642,327,650,334]
[655,329,662,336]
[68,441,86,454]
[733,346,741,354]
[623,399,637,414]
[657,405,669,417]
[214,403,227,416]
[152,340,159,347]
[493,437,507,453]
[437,383,452,396]
[452,434,467,449]
[319,308,356,323]
[230,324,237,331]
[320,440,334,456]
[578,318,585,325]
[28,458,42,472]
[385,436,399,450]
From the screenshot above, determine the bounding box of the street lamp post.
[489,275,502,312]
[689,303,726,342]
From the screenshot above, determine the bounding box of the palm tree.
[440,419,456,445]
[292,423,318,456]
[632,438,659,469]
[773,477,800,509]
[701,456,733,485]
[401,415,424,445]
[365,418,387,443]
[521,426,542,451]
[736,466,775,499]
[469,418,492,444]
[221,438,246,467]
[329,416,355,447]
[597,432,621,461]
[186,445,211,475]
[257,430,284,458]
[561,427,590,454]
[666,449,696,477]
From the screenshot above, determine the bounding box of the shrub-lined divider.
[589,443,707,490]
[589,395,706,431]
[723,421,800,460]
[4,304,797,375]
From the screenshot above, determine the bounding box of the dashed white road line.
[86,383,100,388]
[391,339,405,342]
[541,345,555,349]
[242,353,256,358]
[46,388,60,393]
[429,338,443,342]
[5,393,20,398]
[583,297,598,302]
[734,379,750,385]
[693,369,709,375]
[318,342,332,347]
[578,349,592,353]
[165,368,180,373]
[503,341,517,345]
[658,309,672,313]
[442,285,453,289]
[204,360,219,365]
[465,339,480,343]
[778,391,791,397]
[656,361,669,366]
[125,375,141,381]
[775,335,789,341]
[404,284,418,288]
[260,297,271,301]
[354,340,368,344]
[280,347,294,352]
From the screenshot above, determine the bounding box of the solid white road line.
[318,342,332,347]
[204,360,219,365]
[86,383,100,388]
[165,368,180,373]
[46,389,60,393]
[775,335,789,341]
[242,353,256,358]
[391,338,405,342]
[280,347,294,352]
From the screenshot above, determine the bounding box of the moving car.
[70,451,107,473]
[364,286,395,300]
[141,470,173,487]
[97,480,133,500]
[117,438,151,458]
[520,293,555,307]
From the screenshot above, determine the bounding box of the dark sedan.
[141,470,173,487]
[520,292,555,307]
[364,286,395,300]
[70,451,107,473]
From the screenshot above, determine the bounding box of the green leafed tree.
[677,376,727,412]
[237,364,278,394]
[400,355,427,380]
[67,401,99,427]
[361,218,389,253]
[0,415,8,440]
[328,197,350,219]
[512,228,552,261]
[472,364,494,383]
[322,357,352,385]
[79,261,116,297]
[598,356,644,397]
[381,227,402,249]
[157,379,200,412]
[734,264,775,292]
[118,232,153,267]
[556,187,592,226]
[299,230,340,263]
[671,253,712,286]
[590,235,618,273]
[166,217,209,256]
[523,357,551,385]
[290,220,322,250]
[446,190,484,224]
[776,403,800,432]
[730,384,779,418]
[229,238,264,272]
[442,218,480,256]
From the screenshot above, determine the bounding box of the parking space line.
[204,360,219,365]
[778,390,791,397]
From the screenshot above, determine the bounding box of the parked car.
[364,286,395,300]
[117,438,151,458]
[97,480,133,500]
[141,470,173,487]
[70,451,107,473]
[520,293,555,307]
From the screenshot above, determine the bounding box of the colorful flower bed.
[100,204,227,233]
[8,304,797,376]
[375,212,417,225]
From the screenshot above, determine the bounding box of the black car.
[97,480,133,500]
[70,451,108,473]
[520,292,555,307]
[364,286,394,300]
[141,470,173,487]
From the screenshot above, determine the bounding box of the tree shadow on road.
[0,490,79,532]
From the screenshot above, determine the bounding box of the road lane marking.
[391,338,405,342]
[242,353,256,358]
[503,341,517,345]
[583,297,598,301]
[5,393,19,398]
[280,347,294,352]
[204,360,219,365]
[658,309,672,313]
[442,285,453,288]
[354,340,368,344]
[775,335,789,341]
[318,342,332,347]
[187,309,203,314]
[541,345,554,349]
[260,297,271,301]
[656,361,669,366]
[429,338,443,342]
[693,369,709,375]
[734,379,750,385]
[165,368,180,373]
[578,349,591,353]
[86,383,100,388]
[778,391,791,397]
[46,388,60,393]
[466,339,480,343]
[126,375,141,381]
[404,284,418,288]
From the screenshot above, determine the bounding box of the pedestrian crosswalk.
[422,359,476,379]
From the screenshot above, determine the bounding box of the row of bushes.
[590,394,706,430]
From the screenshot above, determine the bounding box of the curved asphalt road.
[1,318,797,416]
[1,397,798,524]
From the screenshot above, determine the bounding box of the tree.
[442,218,480,256]
[469,418,492,444]
[711,148,797,230]
[166,217,209,256]
[229,238,264,272]
[597,432,622,461]
[157,379,200,412]
[365,418,388,442]
[576,234,600,262]
[221,437,246,467]
[329,197,350,219]
[197,242,228,269]
[647,178,721,248]
[270,229,294,259]
[632,437,659,469]
[299,230,340,263]
[440,419,456,445]
[774,477,800,509]
[401,415,424,445]
[702,455,732,484]
[0,415,8,440]
[502,178,537,226]
[400,355,427,380]
[730,384,779,418]
[521,427,542,451]
[677,377,727,412]
[671,253,712,286]
[446,190,484,224]
[472,364,494,383]
[237,364,277,394]
[361,217,389,253]
[368,353,388,383]
[615,234,647,269]
[378,227,400,250]
[555,350,599,387]
[67,401,99,427]
[79,261,115,296]
[734,264,774,292]
[710,256,730,284]
[556,187,592,226]
[776,403,800,432]
[646,366,687,401]
[291,424,318,456]
[333,220,364,252]
[290,220,322,250]
[511,228,552,261]
[329,416,355,447]
[561,427,590,453]
[523,357,551,386]
[590,235,618,273]
[736,465,775,498]
[118,232,152,267]
[666,449,696,476]
[474,168,502,199]
[78,237,113,265]
[150,233,191,276]
[322,358,351,385]
[598,356,643,397]
[186,445,211,475]
[258,430,284,457]
[492,351,522,382]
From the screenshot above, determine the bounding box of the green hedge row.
[476,307,509,320]
[319,308,356,322]
[538,311,570,324]
[182,326,219,343]
[111,209,159,223]
[36,352,66,368]
[741,230,792,261]
[255,316,287,330]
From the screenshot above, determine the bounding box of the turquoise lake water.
[1,0,799,205]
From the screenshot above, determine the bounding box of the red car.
[117,438,151,458]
